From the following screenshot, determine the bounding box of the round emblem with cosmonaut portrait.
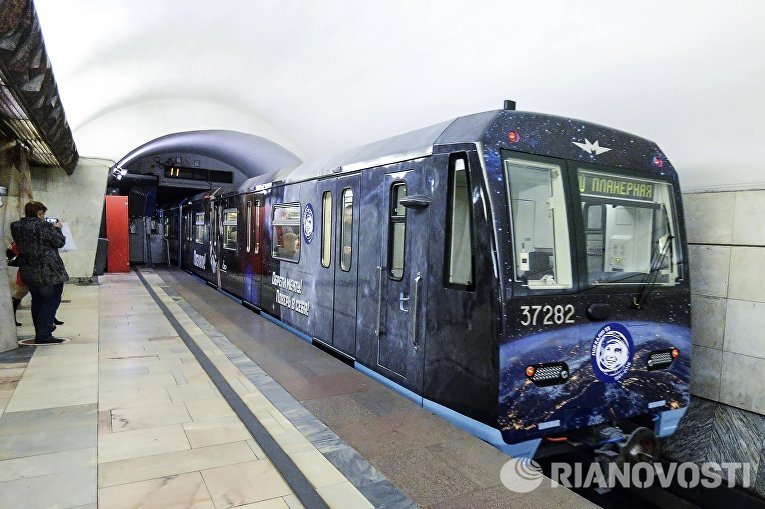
[591,323,634,383]
[302,203,315,245]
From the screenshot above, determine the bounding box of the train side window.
[272,203,301,263]
[246,202,252,253]
[340,189,353,272]
[223,209,238,251]
[254,201,260,254]
[445,154,474,289]
[321,191,332,268]
[388,182,407,280]
[194,212,205,244]
[504,156,573,289]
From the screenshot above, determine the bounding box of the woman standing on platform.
[9,202,68,343]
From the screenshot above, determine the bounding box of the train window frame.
[443,153,475,290]
[503,153,574,291]
[272,202,301,263]
[340,188,353,272]
[387,181,408,281]
[572,164,684,288]
[246,202,252,253]
[321,191,332,268]
[222,208,238,252]
[194,212,205,244]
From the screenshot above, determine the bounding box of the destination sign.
[578,171,655,202]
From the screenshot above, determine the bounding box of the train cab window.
[577,169,682,286]
[388,182,407,280]
[321,191,332,268]
[340,189,353,272]
[194,212,205,244]
[445,155,474,289]
[272,203,301,262]
[505,156,573,289]
[223,209,238,251]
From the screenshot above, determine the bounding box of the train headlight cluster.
[646,348,678,370]
[525,362,569,387]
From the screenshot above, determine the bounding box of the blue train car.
[173,105,690,460]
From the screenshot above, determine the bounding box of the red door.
[105,196,129,273]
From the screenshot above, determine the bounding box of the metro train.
[161,104,690,459]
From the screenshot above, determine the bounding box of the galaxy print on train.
[161,104,691,457]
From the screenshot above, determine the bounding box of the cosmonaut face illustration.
[597,333,630,375]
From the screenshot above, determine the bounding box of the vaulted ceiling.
[33,0,765,190]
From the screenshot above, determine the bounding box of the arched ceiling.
[34,0,765,191]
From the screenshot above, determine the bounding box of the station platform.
[0,268,598,509]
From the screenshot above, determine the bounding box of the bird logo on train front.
[591,323,633,383]
[302,203,315,245]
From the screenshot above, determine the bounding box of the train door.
[243,195,263,306]
[312,180,335,345]
[219,197,244,297]
[330,175,360,356]
[211,200,222,287]
[359,164,430,392]
[181,207,194,270]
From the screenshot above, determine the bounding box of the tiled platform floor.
[0,270,598,509]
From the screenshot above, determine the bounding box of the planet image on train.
[498,320,690,443]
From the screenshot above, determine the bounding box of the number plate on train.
[520,304,575,326]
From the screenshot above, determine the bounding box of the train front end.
[480,111,691,458]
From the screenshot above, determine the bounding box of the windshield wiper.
[632,205,674,310]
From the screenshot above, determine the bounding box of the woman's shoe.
[12,298,21,326]
[54,318,64,325]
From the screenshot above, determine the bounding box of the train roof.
[210,108,671,199]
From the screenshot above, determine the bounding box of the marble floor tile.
[0,467,96,509]
[4,384,97,412]
[201,459,293,508]
[20,363,99,379]
[99,387,172,410]
[99,441,256,487]
[111,402,192,431]
[316,481,373,509]
[238,498,291,509]
[13,373,97,394]
[99,372,178,393]
[289,449,348,488]
[98,471,215,509]
[0,424,96,460]
[185,397,236,421]
[283,494,306,509]
[0,403,97,436]
[0,447,96,482]
[98,423,190,463]
[166,382,220,403]
[182,416,252,448]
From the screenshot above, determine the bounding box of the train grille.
[526,362,569,387]
[647,349,676,370]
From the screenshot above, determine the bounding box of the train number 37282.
[519,304,575,326]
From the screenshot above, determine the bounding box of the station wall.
[1,158,111,282]
[685,190,765,415]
